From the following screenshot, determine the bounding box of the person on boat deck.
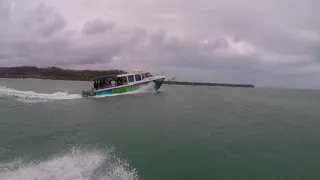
[123,78,127,85]
[94,81,98,90]
[103,79,108,87]
[99,80,104,89]
[117,78,122,86]
[111,79,117,87]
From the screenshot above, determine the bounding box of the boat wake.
[0,146,138,180]
[0,86,82,103]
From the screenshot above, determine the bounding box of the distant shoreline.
[164,81,255,88]
[0,75,255,88]
[0,66,255,88]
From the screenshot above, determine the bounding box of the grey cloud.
[28,3,66,36]
[1,0,320,88]
[8,35,120,66]
[82,18,115,36]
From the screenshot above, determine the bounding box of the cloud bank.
[0,0,319,88]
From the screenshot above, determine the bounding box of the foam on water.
[0,86,82,103]
[0,147,138,180]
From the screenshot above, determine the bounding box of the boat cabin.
[90,71,153,90]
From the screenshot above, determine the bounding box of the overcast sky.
[0,0,319,88]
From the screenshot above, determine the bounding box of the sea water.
[1,78,320,180]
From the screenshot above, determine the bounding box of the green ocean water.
[1,78,320,180]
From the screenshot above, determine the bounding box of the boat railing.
[153,72,165,76]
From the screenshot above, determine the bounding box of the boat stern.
[81,89,94,97]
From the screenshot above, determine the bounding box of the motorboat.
[81,70,165,97]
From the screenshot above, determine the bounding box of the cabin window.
[135,74,141,81]
[128,75,134,82]
[145,72,153,78]
[116,77,127,86]
[122,77,128,84]
[141,73,145,79]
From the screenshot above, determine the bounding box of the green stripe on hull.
[110,84,140,94]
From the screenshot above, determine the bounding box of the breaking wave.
[0,146,138,180]
[0,86,82,103]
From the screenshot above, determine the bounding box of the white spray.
[0,147,138,180]
[0,86,82,103]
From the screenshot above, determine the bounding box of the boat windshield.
[145,72,153,78]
